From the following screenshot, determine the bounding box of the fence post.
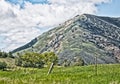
[47,62,54,75]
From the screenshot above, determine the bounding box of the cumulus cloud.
[0,0,111,51]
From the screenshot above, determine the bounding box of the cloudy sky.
[0,0,120,51]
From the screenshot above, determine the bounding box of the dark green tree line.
[0,50,13,58]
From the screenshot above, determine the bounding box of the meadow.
[0,64,120,84]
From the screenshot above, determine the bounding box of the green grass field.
[0,64,120,84]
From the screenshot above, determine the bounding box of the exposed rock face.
[12,14,120,65]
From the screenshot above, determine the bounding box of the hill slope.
[12,14,120,65]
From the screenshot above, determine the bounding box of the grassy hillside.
[0,64,120,84]
[0,58,15,67]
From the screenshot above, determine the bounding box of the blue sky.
[0,0,120,51]
[97,0,120,17]
[5,0,48,8]
[6,0,48,4]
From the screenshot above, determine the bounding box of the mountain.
[12,14,120,65]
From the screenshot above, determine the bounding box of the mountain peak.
[12,14,120,65]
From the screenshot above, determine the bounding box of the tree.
[15,57,22,66]
[0,51,7,58]
[0,50,2,56]
[8,52,14,58]
[15,52,58,69]
[42,52,58,65]
[20,52,45,68]
[0,62,7,71]
[0,50,13,58]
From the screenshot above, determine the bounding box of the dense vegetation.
[0,62,7,71]
[0,50,58,70]
[15,52,58,68]
[0,51,14,70]
[0,51,13,58]
[0,64,119,84]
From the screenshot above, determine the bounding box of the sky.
[0,0,120,52]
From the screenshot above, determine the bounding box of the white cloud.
[0,0,111,51]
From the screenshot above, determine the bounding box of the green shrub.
[63,59,71,67]
[15,57,22,66]
[73,57,84,66]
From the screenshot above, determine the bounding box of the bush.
[63,59,71,67]
[15,57,22,66]
[0,62,7,71]
[73,57,84,66]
